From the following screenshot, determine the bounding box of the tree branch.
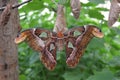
[0,0,32,11]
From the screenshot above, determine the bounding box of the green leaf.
[87,38,104,50]
[108,56,120,68]
[19,0,44,12]
[87,69,115,80]
[29,52,39,65]
[89,0,105,4]
[59,0,68,5]
[88,9,104,20]
[19,75,26,80]
[63,71,82,80]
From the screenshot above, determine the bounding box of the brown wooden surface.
[0,0,19,80]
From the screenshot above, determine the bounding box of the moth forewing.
[14,31,28,44]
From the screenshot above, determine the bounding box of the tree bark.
[0,0,19,80]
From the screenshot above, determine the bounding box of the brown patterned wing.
[65,38,75,60]
[68,26,84,38]
[35,28,51,41]
[66,25,104,68]
[15,28,57,70]
[66,35,84,68]
[40,41,57,70]
[35,28,57,70]
[66,27,85,67]
[15,28,45,52]
[66,26,91,68]
[66,47,84,68]
[65,43,73,60]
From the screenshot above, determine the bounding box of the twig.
[0,0,32,11]
[51,7,57,13]
[13,0,32,8]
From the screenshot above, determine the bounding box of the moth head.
[92,27,104,38]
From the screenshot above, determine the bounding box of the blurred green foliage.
[18,0,120,80]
